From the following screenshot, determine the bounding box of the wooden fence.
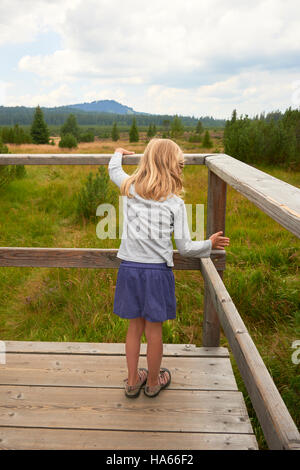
[0,152,299,450]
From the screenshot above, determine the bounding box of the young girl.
[108,138,230,398]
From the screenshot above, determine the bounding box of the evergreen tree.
[129,117,139,142]
[196,120,204,135]
[171,115,184,138]
[202,130,213,148]
[60,113,80,140]
[0,135,9,154]
[231,109,237,123]
[111,122,120,141]
[147,124,153,138]
[162,119,171,135]
[147,124,157,138]
[30,105,49,144]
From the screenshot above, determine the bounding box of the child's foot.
[124,368,148,398]
[144,368,171,398]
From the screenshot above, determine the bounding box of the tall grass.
[0,138,299,449]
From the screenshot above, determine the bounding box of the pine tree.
[162,120,170,134]
[171,115,184,138]
[111,122,120,141]
[202,130,213,148]
[231,109,237,123]
[196,120,204,135]
[129,117,139,142]
[30,105,49,144]
[60,113,80,140]
[147,124,153,138]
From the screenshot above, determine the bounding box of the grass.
[0,135,299,449]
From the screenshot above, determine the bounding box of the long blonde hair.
[120,138,185,201]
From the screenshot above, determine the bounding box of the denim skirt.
[113,260,176,323]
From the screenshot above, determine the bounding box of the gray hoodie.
[108,151,212,267]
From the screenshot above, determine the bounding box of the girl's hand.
[115,147,135,155]
[209,231,230,250]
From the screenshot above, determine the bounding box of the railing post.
[202,168,227,347]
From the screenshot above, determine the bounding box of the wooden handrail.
[0,152,299,449]
[205,154,300,238]
[200,257,300,450]
[0,247,225,270]
[0,153,209,165]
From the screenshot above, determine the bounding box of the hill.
[66,99,140,115]
[0,101,226,128]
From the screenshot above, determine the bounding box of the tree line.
[224,107,300,166]
[0,105,225,128]
[0,106,212,149]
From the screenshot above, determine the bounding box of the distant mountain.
[0,102,226,127]
[66,99,141,115]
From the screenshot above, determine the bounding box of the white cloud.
[2,0,300,116]
[6,84,74,107]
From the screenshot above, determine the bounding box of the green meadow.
[0,139,299,449]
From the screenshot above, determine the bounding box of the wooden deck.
[0,341,258,450]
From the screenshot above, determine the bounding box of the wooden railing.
[0,152,299,450]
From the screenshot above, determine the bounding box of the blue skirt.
[113,260,176,323]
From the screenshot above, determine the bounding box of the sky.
[0,0,300,119]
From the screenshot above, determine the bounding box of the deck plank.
[4,341,229,357]
[0,353,238,391]
[0,427,258,450]
[0,342,258,450]
[0,385,253,434]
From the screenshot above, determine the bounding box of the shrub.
[0,136,16,188]
[60,114,80,140]
[1,124,32,144]
[59,133,78,149]
[79,131,94,143]
[76,166,117,222]
[15,165,27,179]
[188,134,202,143]
[0,137,26,184]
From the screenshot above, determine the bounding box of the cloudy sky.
[0,0,299,119]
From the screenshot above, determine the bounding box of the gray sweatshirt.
[108,151,212,267]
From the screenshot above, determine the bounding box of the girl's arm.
[108,151,130,188]
[173,200,212,257]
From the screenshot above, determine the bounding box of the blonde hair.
[120,138,185,201]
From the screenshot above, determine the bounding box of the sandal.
[124,368,148,398]
[144,367,171,398]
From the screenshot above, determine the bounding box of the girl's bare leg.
[125,317,145,386]
[144,320,163,387]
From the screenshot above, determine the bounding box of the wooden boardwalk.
[0,341,258,450]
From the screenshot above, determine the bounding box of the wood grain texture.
[0,342,258,450]
[0,427,258,450]
[205,153,300,238]
[203,169,227,346]
[0,247,226,270]
[4,340,229,357]
[0,353,238,390]
[0,154,210,166]
[200,257,300,450]
[0,385,254,434]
